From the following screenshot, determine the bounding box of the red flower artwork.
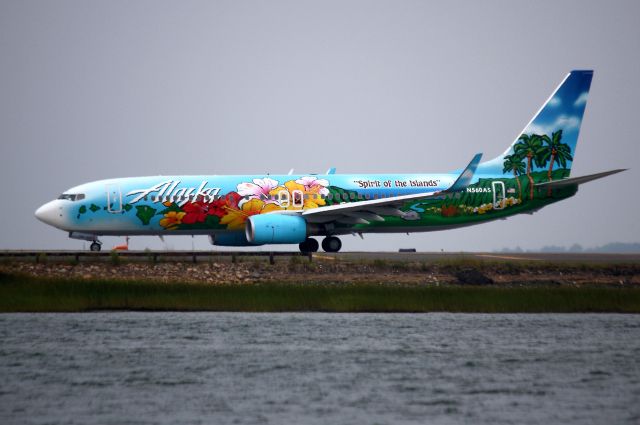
[181,202,209,224]
[208,192,242,218]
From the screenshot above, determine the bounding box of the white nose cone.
[35,201,65,229]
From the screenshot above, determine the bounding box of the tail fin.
[477,70,593,177]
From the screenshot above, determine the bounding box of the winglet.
[448,153,483,192]
[326,167,336,175]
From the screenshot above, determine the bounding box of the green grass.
[1,273,639,313]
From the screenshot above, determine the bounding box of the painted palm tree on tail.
[502,154,526,201]
[514,134,546,200]
[540,130,573,196]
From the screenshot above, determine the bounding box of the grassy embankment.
[1,272,639,313]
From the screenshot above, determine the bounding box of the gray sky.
[1,0,638,251]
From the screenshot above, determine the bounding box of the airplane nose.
[35,201,64,228]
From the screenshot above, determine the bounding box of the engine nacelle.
[245,214,307,244]
[208,232,260,247]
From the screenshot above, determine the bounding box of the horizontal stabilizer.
[534,169,626,189]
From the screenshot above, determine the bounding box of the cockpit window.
[58,193,85,201]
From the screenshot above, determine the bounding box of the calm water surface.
[1,313,639,425]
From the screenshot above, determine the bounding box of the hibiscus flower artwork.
[181,202,209,225]
[220,199,281,230]
[156,177,332,231]
[208,192,242,218]
[159,211,186,230]
[237,178,279,204]
[296,176,330,196]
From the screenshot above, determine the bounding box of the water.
[1,313,639,425]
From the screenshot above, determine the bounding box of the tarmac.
[1,250,639,264]
[314,251,640,264]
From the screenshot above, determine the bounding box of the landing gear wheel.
[90,242,102,252]
[322,236,342,253]
[299,238,319,253]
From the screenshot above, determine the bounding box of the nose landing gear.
[69,232,102,252]
[321,236,342,253]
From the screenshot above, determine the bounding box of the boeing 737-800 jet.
[36,70,624,252]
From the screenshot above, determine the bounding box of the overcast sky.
[1,0,638,251]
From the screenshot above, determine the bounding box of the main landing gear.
[321,236,342,253]
[90,241,102,252]
[299,238,319,253]
[298,236,342,253]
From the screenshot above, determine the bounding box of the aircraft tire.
[299,238,319,253]
[322,236,342,253]
[90,242,101,252]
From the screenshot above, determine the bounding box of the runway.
[317,251,640,264]
[1,250,639,264]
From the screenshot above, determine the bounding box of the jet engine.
[245,214,307,244]
[208,232,258,246]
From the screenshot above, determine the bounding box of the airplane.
[35,70,624,253]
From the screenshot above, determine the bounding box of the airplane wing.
[534,169,626,189]
[299,153,483,224]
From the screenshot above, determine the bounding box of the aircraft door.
[106,184,122,213]
[278,190,290,207]
[492,181,505,210]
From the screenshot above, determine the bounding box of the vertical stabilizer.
[478,70,593,177]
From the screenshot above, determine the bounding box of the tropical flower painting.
[157,177,331,230]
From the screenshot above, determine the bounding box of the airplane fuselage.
[35,171,575,238]
[36,70,614,252]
